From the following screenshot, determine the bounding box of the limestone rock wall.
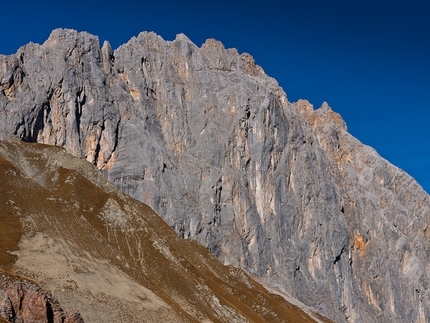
[298,101,430,322]
[0,29,429,323]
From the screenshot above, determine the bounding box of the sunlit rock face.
[1,28,429,323]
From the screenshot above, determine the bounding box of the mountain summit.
[1,29,429,322]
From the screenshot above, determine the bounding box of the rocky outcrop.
[0,29,429,322]
[0,273,83,323]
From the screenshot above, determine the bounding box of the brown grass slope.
[0,138,329,323]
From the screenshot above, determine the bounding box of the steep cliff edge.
[0,29,429,322]
[298,100,430,322]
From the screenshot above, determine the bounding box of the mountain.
[0,28,429,322]
[0,137,325,322]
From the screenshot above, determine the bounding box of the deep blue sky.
[2,0,430,192]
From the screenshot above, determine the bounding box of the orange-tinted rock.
[0,274,84,323]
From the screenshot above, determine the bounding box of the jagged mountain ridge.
[0,138,324,323]
[0,29,429,322]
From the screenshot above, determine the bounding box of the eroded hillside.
[0,138,325,323]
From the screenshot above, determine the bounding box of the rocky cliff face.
[0,272,84,323]
[0,29,429,323]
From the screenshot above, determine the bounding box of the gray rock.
[0,28,429,322]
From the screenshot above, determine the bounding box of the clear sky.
[2,0,429,192]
